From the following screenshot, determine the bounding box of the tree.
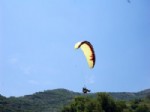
[62,93,128,112]
[97,93,117,112]
[135,104,149,112]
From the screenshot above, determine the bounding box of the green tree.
[62,93,128,112]
[97,93,117,112]
[135,104,150,112]
[115,101,127,112]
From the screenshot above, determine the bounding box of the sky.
[0,0,150,97]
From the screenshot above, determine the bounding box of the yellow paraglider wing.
[75,41,95,68]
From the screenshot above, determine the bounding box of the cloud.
[28,80,39,85]
[0,83,2,88]
[9,56,34,75]
[85,75,95,84]
[9,57,18,65]
[28,80,53,86]
[21,66,33,75]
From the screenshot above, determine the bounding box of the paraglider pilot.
[82,87,91,94]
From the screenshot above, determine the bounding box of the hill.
[109,89,150,100]
[0,88,150,112]
[0,89,80,112]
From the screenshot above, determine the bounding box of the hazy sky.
[0,0,150,97]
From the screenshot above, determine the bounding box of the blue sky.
[0,0,150,97]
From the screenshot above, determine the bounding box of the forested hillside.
[0,88,150,112]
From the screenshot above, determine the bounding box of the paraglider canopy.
[75,41,95,69]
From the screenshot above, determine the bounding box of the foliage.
[62,93,150,112]
[0,89,150,112]
[62,93,127,112]
[0,89,80,112]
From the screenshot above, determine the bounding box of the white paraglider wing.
[75,41,95,69]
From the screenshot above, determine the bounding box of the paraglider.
[74,41,96,94]
[74,41,95,69]
[82,87,91,94]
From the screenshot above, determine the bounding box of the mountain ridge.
[0,88,150,112]
[1,88,150,99]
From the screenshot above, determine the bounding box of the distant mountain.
[19,89,80,112]
[136,89,150,97]
[0,88,150,112]
[109,89,150,100]
[0,89,80,112]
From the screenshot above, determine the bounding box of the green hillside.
[0,89,80,112]
[0,88,150,112]
[109,89,150,100]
